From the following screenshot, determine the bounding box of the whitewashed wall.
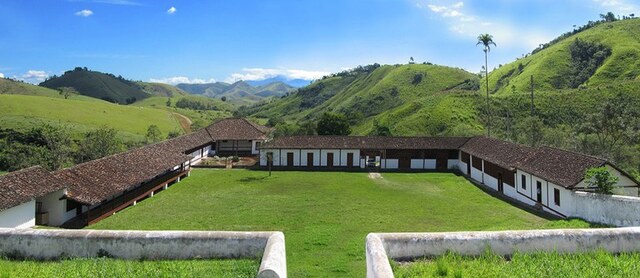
[36,189,68,226]
[447,159,458,170]
[0,200,34,228]
[381,159,398,169]
[571,192,640,227]
[339,150,360,167]
[300,150,321,167]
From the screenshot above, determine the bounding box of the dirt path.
[172,112,192,133]
[368,172,383,180]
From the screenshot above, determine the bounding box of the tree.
[584,166,618,194]
[166,98,172,107]
[31,125,72,170]
[409,57,415,64]
[58,87,78,99]
[145,125,162,143]
[371,120,392,136]
[600,12,617,22]
[166,130,181,139]
[477,33,496,137]
[221,96,227,102]
[316,112,351,135]
[76,127,123,163]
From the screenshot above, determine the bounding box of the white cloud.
[167,6,177,14]
[418,1,551,50]
[75,10,94,17]
[16,70,49,84]
[149,76,216,85]
[593,0,638,13]
[224,68,329,83]
[0,72,4,78]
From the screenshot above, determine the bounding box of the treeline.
[174,98,223,111]
[0,125,176,172]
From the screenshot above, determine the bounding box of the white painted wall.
[381,159,398,169]
[470,168,483,184]
[320,149,339,167]
[447,159,458,170]
[0,200,34,228]
[300,150,321,167]
[458,161,468,173]
[484,174,498,191]
[36,189,68,227]
[571,192,640,227]
[339,150,360,167]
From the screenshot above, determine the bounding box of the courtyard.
[87,169,590,277]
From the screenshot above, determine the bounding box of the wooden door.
[347,153,354,167]
[327,153,334,167]
[287,152,294,167]
[436,151,448,170]
[307,153,314,167]
[498,173,504,193]
[536,182,543,203]
[399,158,411,169]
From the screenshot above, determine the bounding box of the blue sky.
[0,0,638,84]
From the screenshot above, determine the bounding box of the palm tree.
[477,33,496,137]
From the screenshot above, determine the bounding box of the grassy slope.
[393,250,640,277]
[0,78,101,102]
[250,64,480,135]
[0,94,182,141]
[0,258,257,278]
[132,95,234,129]
[40,69,150,104]
[487,18,640,95]
[136,82,189,97]
[91,170,590,277]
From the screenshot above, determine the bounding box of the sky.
[0,0,638,84]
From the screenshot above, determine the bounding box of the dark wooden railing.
[85,169,188,225]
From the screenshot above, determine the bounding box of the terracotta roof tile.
[517,147,606,188]
[205,118,270,140]
[262,136,470,150]
[0,166,67,211]
[459,136,535,170]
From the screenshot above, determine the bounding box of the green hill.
[0,77,100,102]
[243,63,480,135]
[133,95,234,131]
[137,82,189,97]
[487,18,640,95]
[40,67,151,104]
[0,94,183,141]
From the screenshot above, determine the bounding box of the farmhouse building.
[0,117,638,228]
[260,135,639,218]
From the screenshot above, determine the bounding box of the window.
[554,188,561,206]
[521,174,527,190]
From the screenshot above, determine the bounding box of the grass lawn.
[393,250,640,277]
[90,170,592,277]
[0,258,257,278]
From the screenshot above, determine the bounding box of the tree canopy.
[316,112,351,135]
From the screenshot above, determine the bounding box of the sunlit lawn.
[89,169,591,277]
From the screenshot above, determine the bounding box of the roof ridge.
[538,146,606,162]
[2,165,45,176]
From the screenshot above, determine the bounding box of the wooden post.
[267,152,273,177]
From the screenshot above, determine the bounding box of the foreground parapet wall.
[0,229,287,278]
[366,227,640,278]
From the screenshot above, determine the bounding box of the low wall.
[0,229,287,278]
[571,191,640,227]
[366,227,640,278]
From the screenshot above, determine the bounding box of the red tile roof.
[205,118,271,140]
[517,147,606,188]
[0,166,67,211]
[262,136,470,150]
[459,136,535,170]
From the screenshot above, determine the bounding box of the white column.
[163,184,168,190]
[133,200,137,206]
[150,191,154,197]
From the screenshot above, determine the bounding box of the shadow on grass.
[238,176,270,183]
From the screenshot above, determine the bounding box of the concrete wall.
[36,189,69,227]
[571,192,640,227]
[447,159,458,170]
[0,201,34,229]
[381,159,398,169]
[0,229,287,278]
[366,227,640,278]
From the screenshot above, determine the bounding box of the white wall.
[339,150,360,167]
[484,174,498,191]
[381,159,398,169]
[575,164,639,197]
[300,150,321,167]
[572,192,640,227]
[320,150,339,167]
[0,200,35,228]
[37,189,68,227]
[458,161,468,174]
[447,159,458,170]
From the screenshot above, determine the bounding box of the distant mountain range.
[246,76,312,88]
[176,80,296,105]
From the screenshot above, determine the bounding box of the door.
[307,153,314,167]
[436,151,448,170]
[399,157,411,169]
[347,153,354,167]
[287,152,294,167]
[536,181,542,203]
[467,161,471,175]
[327,153,334,167]
[497,173,504,193]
